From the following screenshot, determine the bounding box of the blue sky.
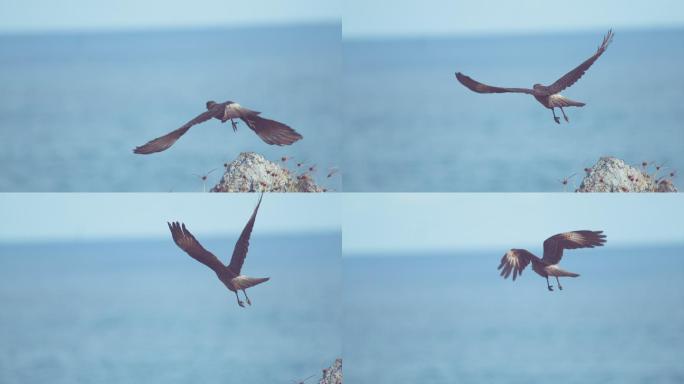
[343,193,684,254]
[0,0,340,33]
[343,0,684,38]
[0,194,339,242]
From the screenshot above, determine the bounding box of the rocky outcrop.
[211,152,324,192]
[577,157,677,192]
[319,358,342,384]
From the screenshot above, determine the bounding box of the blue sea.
[0,24,341,191]
[2,27,682,192]
[344,246,684,383]
[0,233,341,383]
[343,29,684,191]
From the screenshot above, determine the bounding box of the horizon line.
[0,19,340,37]
[0,229,340,247]
[343,23,684,41]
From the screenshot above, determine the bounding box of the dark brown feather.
[228,193,263,274]
[498,249,538,281]
[546,30,613,95]
[542,230,606,265]
[240,115,303,146]
[455,72,535,95]
[133,110,216,154]
[168,221,225,273]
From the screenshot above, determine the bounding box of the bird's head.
[206,100,217,109]
[532,83,544,91]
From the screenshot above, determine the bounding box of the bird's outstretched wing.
[227,193,263,274]
[546,30,614,95]
[168,221,225,273]
[542,230,606,265]
[133,110,216,154]
[240,115,303,146]
[455,72,535,95]
[498,249,537,280]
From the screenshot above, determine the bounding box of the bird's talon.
[554,117,560,124]
[247,298,252,306]
[238,300,245,307]
[547,285,554,291]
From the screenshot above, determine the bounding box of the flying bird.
[498,230,606,291]
[168,193,269,307]
[456,30,614,124]
[134,101,303,154]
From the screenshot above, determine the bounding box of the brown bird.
[134,101,303,154]
[168,193,269,307]
[498,230,606,291]
[456,30,614,124]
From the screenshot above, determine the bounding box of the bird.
[134,101,303,154]
[167,193,269,307]
[497,230,606,291]
[455,30,614,124]
[193,168,218,192]
[327,167,339,178]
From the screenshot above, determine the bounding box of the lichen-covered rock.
[577,157,677,193]
[319,358,342,384]
[210,152,324,192]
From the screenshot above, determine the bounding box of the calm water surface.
[344,246,684,383]
[0,24,341,191]
[343,29,684,191]
[0,234,341,383]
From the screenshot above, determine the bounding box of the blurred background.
[343,193,684,383]
[343,0,684,191]
[0,0,341,191]
[0,193,341,383]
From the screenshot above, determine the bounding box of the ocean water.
[0,24,341,191]
[343,29,684,191]
[344,246,684,383]
[0,233,341,383]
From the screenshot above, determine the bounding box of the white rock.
[577,157,677,193]
[211,152,324,192]
[319,358,342,384]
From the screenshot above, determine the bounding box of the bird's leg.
[230,118,238,132]
[546,276,554,291]
[555,276,563,290]
[552,108,560,124]
[560,107,569,122]
[235,291,245,307]
[242,289,252,306]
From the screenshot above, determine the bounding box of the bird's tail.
[232,276,270,290]
[564,98,585,107]
[550,95,586,108]
[556,268,580,278]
